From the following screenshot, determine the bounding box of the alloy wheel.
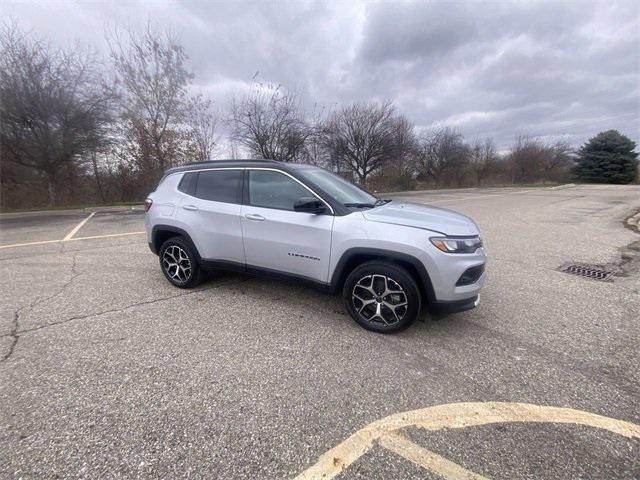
[162,245,192,283]
[352,274,408,326]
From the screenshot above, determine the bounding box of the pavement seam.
[9,277,252,339]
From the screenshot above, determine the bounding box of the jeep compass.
[145,160,486,333]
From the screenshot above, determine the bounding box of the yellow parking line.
[295,402,640,479]
[428,189,534,205]
[67,231,145,242]
[0,231,145,250]
[0,238,64,249]
[379,431,488,480]
[63,211,96,240]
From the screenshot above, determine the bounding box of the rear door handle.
[244,213,265,221]
[183,205,199,211]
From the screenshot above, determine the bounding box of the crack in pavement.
[0,238,142,262]
[3,277,253,349]
[2,309,21,362]
[2,255,81,362]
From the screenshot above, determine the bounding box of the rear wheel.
[343,261,421,333]
[159,237,204,288]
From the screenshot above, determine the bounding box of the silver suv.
[144,160,486,333]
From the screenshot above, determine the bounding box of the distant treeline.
[1,23,637,210]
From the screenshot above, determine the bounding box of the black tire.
[159,236,204,288]
[343,261,421,333]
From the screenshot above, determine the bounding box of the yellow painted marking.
[0,231,145,250]
[67,231,145,242]
[0,238,64,249]
[63,211,96,240]
[295,402,640,479]
[427,189,534,205]
[379,431,488,480]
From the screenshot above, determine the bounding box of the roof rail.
[163,158,281,175]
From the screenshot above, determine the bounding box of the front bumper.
[420,245,486,303]
[429,294,480,316]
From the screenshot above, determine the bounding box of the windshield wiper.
[344,202,376,208]
[344,199,391,209]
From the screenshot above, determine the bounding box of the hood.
[361,201,480,236]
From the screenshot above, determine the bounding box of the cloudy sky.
[5,0,640,150]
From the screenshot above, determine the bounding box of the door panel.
[241,169,334,283]
[241,205,333,282]
[175,169,245,263]
[179,198,244,262]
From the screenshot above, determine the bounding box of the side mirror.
[294,196,327,214]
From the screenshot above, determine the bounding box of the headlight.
[430,236,482,254]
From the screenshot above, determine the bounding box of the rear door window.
[195,169,243,204]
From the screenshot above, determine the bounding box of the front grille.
[456,264,485,286]
[558,263,614,281]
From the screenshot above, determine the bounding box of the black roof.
[160,159,359,217]
[164,159,304,175]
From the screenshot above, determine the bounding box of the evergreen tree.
[574,130,638,184]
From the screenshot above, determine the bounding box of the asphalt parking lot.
[1,185,639,479]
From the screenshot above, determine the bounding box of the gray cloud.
[5,0,639,149]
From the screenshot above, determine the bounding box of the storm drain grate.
[558,263,615,281]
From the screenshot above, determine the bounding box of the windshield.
[297,168,378,206]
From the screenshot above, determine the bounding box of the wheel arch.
[330,248,436,305]
[151,225,201,260]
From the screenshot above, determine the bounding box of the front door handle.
[245,213,265,221]
[183,205,199,211]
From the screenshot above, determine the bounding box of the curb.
[548,183,577,190]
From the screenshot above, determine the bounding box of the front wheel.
[343,261,421,333]
[159,237,204,288]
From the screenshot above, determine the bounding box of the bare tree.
[508,136,572,183]
[228,86,310,162]
[509,136,538,182]
[109,25,210,194]
[297,105,330,167]
[541,141,573,177]
[469,138,498,186]
[415,128,468,186]
[0,23,113,205]
[323,101,396,185]
[187,98,218,161]
[387,115,418,174]
[90,152,106,203]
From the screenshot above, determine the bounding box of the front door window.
[248,170,315,211]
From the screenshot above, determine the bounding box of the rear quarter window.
[153,173,183,196]
[177,172,197,196]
